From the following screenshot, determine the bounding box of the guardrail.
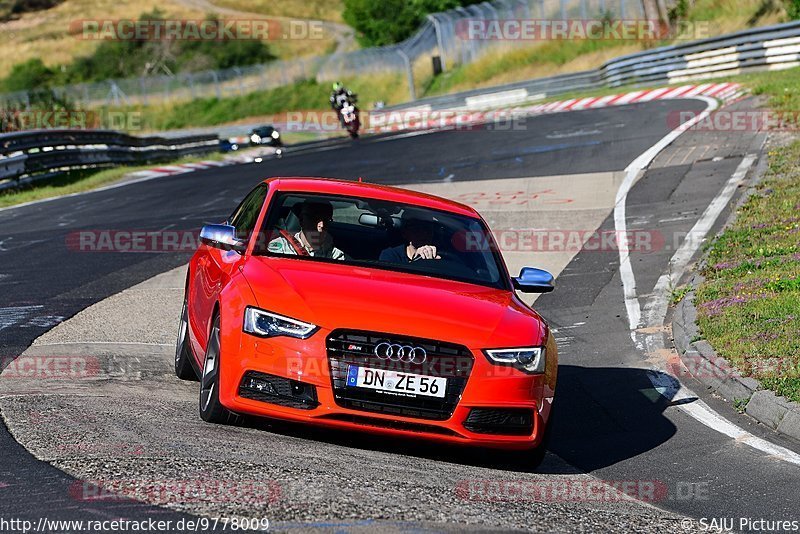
[0,154,27,181]
[0,130,219,190]
[386,20,800,113]
[602,20,800,86]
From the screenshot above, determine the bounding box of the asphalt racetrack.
[1,97,799,532]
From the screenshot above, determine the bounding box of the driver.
[330,82,356,112]
[379,212,441,263]
[268,201,346,260]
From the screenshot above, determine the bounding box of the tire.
[175,295,198,381]
[349,130,359,139]
[526,405,555,469]
[199,313,241,425]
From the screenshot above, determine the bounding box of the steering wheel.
[409,250,478,278]
[410,248,451,262]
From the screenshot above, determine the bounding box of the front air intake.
[463,408,534,435]
[238,371,318,410]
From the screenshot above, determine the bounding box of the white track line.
[644,154,757,326]
[680,399,800,464]
[615,96,720,332]
[642,152,800,466]
[615,97,800,466]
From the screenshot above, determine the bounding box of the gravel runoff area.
[0,265,690,532]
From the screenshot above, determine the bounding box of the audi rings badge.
[374,342,427,364]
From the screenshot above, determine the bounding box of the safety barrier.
[386,20,800,112]
[0,130,219,190]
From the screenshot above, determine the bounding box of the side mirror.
[199,224,247,252]
[513,267,555,293]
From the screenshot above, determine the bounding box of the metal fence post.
[211,71,221,100]
[427,14,448,71]
[139,77,148,106]
[234,67,244,95]
[396,49,416,101]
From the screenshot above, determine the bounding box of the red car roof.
[263,177,480,218]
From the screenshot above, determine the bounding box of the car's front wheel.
[199,313,241,425]
[175,295,198,381]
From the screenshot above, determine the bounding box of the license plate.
[346,365,447,398]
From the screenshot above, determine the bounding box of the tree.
[343,0,482,47]
[786,0,800,18]
[0,0,64,22]
[2,58,56,91]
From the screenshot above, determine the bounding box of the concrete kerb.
[669,136,800,443]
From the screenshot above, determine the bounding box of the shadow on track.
[232,365,681,475]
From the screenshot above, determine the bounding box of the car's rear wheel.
[199,314,241,425]
[175,295,198,381]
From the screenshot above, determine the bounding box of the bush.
[0,0,64,22]
[2,10,275,90]
[2,59,57,92]
[342,0,481,46]
[1,89,74,132]
[786,0,800,18]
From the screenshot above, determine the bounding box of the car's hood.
[241,257,544,348]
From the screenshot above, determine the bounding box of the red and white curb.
[125,160,232,180]
[369,82,746,133]
[123,145,286,180]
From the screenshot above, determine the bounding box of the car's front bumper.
[217,329,555,450]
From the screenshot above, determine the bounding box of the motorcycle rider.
[330,82,357,126]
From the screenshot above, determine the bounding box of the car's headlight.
[250,134,261,143]
[270,130,280,139]
[243,307,318,339]
[483,347,545,374]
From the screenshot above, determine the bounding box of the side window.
[229,185,268,241]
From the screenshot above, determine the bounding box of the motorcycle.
[339,101,360,139]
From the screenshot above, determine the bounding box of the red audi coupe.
[176,177,557,450]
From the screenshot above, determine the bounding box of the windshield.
[254,192,508,290]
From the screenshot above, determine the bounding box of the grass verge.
[734,66,800,115]
[694,140,800,403]
[0,152,223,208]
[118,75,409,132]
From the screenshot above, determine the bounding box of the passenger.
[268,201,346,260]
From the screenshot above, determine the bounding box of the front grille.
[463,408,534,435]
[326,329,473,420]
[238,371,318,410]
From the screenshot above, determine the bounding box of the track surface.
[2,98,799,529]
